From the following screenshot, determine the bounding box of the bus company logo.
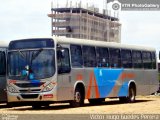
[27,88,31,93]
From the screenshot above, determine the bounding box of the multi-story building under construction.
[48,7,121,43]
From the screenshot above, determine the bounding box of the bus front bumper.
[7,92,57,102]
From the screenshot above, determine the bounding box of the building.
[48,7,121,43]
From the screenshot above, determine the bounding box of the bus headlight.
[8,85,18,93]
[42,83,55,92]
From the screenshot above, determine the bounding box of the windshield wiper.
[18,49,25,59]
[31,48,43,61]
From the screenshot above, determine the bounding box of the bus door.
[57,46,72,101]
[0,49,7,102]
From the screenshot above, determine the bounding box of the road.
[0,96,160,120]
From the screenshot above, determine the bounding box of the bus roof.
[55,37,156,52]
[8,36,156,52]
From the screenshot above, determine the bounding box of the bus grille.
[19,89,41,93]
[20,94,39,99]
[15,82,44,88]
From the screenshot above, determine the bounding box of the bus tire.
[88,98,105,105]
[70,87,84,107]
[119,83,136,103]
[119,85,136,103]
[127,85,136,103]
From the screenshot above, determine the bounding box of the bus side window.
[132,51,143,69]
[0,51,6,76]
[82,46,97,67]
[96,47,109,67]
[151,52,156,69]
[109,48,121,68]
[121,49,132,68]
[70,45,83,68]
[142,51,152,69]
[57,48,71,74]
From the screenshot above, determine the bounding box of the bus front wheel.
[70,87,84,107]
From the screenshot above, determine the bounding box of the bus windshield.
[8,49,55,80]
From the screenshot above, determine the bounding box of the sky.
[0,0,160,56]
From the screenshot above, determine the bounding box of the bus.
[0,42,9,103]
[7,37,159,108]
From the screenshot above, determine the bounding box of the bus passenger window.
[132,51,143,69]
[82,46,97,67]
[0,52,6,75]
[96,47,109,67]
[142,51,152,69]
[151,52,156,69]
[109,48,121,68]
[57,48,71,74]
[70,45,83,68]
[121,49,132,68]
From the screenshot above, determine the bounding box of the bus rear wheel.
[128,86,136,103]
[70,87,84,107]
[119,86,136,103]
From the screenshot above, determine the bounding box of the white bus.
[0,42,9,103]
[7,37,159,108]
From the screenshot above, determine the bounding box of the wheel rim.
[75,91,81,102]
[130,88,135,101]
